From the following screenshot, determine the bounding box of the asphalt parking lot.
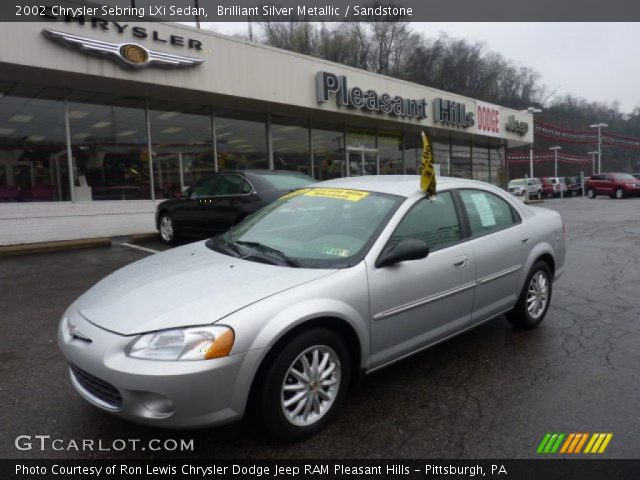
[1,196,639,459]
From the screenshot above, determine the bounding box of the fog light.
[139,393,174,416]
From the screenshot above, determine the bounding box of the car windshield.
[209,187,402,268]
[612,173,635,180]
[256,173,316,190]
[509,180,525,186]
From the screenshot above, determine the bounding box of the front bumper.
[58,311,264,429]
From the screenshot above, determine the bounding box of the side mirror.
[376,238,430,268]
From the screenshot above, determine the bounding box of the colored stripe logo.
[537,433,613,454]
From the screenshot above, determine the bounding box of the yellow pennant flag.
[419,131,436,196]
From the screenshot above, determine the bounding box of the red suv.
[539,177,559,198]
[585,173,640,199]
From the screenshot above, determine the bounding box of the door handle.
[521,237,530,244]
[453,255,468,268]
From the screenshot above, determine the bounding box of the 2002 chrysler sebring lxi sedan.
[58,176,565,441]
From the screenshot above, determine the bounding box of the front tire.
[158,213,178,244]
[506,261,552,330]
[259,328,351,442]
[614,188,624,199]
[587,188,596,199]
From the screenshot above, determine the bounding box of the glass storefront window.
[67,92,149,200]
[490,147,506,187]
[378,131,403,175]
[472,145,490,183]
[215,110,267,171]
[346,127,376,149]
[451,141,472,179]
[0,82,69,202]
[311,122,345,180]
[404,131,449,176]
[271,116,311,175]
[433,142,451,176]
[148,101,214,199]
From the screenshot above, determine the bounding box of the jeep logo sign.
[505,115,529,136]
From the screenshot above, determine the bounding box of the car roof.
[221,169,311,177]
[314,175,498,198]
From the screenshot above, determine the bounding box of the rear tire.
[259,328,351,442]
[506,261,552,330]
[587,188,596,199]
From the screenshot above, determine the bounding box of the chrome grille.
[69,363,122,409]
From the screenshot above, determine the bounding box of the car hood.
[74,241,337,335]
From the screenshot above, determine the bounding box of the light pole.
[549,146,562,178]
[549,146,562,199]
[521,107,542,179]
[588,150,598,176]
[589,123,608,173]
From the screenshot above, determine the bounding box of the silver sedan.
[58,176,565,441]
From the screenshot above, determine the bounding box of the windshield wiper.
[235,241,301,267]
[208,236,242,257]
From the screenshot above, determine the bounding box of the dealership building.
[0,19,533,246]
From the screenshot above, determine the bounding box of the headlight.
[126,326,234,361]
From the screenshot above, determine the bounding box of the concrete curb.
[0,237,112,257]
[128,232,161,244]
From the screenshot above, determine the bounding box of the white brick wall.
[0,201,157,245]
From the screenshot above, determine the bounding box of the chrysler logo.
[42,28,204,70]
[120,44,149,65]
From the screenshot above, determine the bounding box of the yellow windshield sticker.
[304,188,370,202]
[280,188,311,200]
[322,247,351,257]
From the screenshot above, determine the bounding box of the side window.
[241,178,253,194]
[460,190,517,235]
[213,175,246,195]
[388,191,461,252]
[192,176,217,197]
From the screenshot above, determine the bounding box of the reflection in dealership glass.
[156,170,315,244]
[58,176,565,442]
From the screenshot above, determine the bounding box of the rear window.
[257,173,315,190]
[612,173,635,181]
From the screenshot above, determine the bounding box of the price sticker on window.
[470,193,496,227]
[304,188,370,202]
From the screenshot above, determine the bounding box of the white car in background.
[508,178,543,200]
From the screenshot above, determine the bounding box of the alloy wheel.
[159,215,174,242]
[281,345,341,427]
[526,271,549,320]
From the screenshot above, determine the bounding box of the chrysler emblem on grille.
[69,324,92,343]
